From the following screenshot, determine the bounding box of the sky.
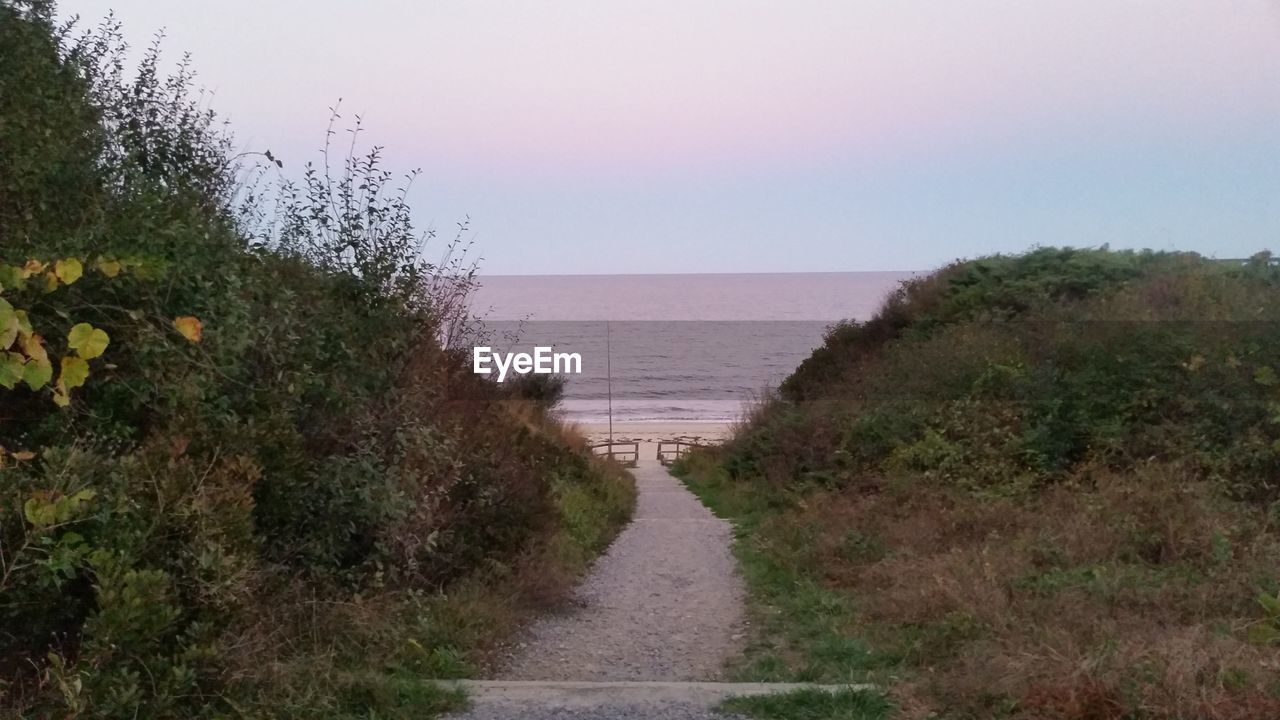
[60,1,1280,275]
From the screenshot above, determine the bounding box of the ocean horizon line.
[479,269,924,279]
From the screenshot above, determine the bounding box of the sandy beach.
[573,421,732,446]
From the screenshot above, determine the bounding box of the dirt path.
[442,457,874,719]
[494,458,747,681]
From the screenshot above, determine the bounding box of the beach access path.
[446,457,752,718]
[444,457,868,719]
[498,458,746,681]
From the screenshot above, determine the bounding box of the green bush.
[0,3,627,716]
[690,251,1280,718]
[505,373,568,411]
[733,248,1280,501]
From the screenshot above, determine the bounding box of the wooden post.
[606,320,613,447]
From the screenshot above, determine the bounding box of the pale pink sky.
[62,0,1280,272]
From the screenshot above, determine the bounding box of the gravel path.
[492,458,747,681]
[443,458,749,719]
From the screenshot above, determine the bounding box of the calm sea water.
[469,272,914,423]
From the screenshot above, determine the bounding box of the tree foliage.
[0,4,609,717]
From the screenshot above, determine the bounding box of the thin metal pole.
[606,320,613,447]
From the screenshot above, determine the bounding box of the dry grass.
[759,462,1280,719]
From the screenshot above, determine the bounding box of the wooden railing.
[589,440,639,467]
[656,436,710,466]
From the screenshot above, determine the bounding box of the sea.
[468,272,915,424]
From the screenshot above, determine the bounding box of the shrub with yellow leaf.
[173,315,203,343]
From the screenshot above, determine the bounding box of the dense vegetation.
[0,3,633,717]
[680,247,1280,719]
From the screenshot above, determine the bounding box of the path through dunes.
[497,458,747,681]
[444,458,874,719]
[445,458,749,718]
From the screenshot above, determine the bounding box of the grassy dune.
[679,248,1280,720]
